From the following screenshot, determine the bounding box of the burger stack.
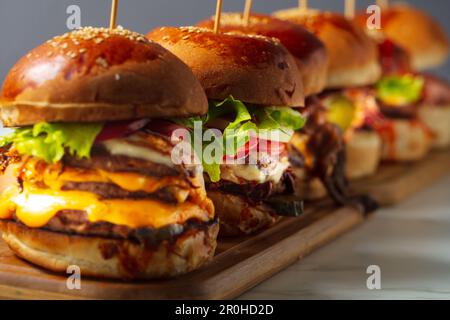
[0,1,447,280]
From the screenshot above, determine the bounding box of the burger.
[273,8,384,179]
[0,26,218,279]
[196,13,367,207]
[197,13,328,97]
[148,27,306,236]
[356,4,450,149]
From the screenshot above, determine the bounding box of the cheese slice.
[0,185,213,229]
[290,133,314,169]
[102,138,175,168]
[20,159,191,194]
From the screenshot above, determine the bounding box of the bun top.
[355,4,449,71]
[147,26,305,107]
[0,27,208,126]
[273,9,381,89]
[196,13,328,97]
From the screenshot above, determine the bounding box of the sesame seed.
[115,74,121,81]
[96,57,109,68]
[48,26,150,55]
[67,51,77,59]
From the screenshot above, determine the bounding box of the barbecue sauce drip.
[378,39,412,76]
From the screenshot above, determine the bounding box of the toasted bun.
[0,220,218,280]
[355,4,449,71]
[345,130,382,180]
[418,105,450,149]
[273,9,381,88]
[0,27,208,127]
[196,13,328,96]
[207,191,279,237]
[378,119,432,161]
[148,26,304,107]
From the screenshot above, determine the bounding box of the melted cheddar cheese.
[0,157,214,230]
[20,159,193,194]
[0,185,213,229]
[290,133,314,169]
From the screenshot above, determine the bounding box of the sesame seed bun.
[196,13,328,97]
[355,4,449,71]
[147,26,305,107]
[273,9,381,89]
[0,27,208,127]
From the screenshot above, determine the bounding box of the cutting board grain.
[0,203,364,300]
[351,149,450,206]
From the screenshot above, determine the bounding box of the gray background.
[0,0,449,82]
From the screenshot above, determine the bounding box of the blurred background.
[0,0,449,82]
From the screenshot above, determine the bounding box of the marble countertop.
[240,175,450,300]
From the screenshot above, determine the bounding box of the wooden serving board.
[0,202,364,300]
[351,149,450,206]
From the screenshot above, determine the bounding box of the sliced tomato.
[259,139,286,157]
[223,137,286,162]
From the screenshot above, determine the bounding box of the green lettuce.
[0,122,103,163]
[254,106,305,142]
[180,96,306,182]
[376,74,424,106]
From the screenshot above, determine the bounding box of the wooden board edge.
[351,150,450,206]
[195,207,364,299]
[0,206,365,300]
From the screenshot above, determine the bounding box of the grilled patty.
[10,210,216,247]
[61,181,184,204]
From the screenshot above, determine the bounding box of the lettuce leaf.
[207,96,258,158]
[0,122,103,163]
[253,106,305,142]
[176,96,306,182]
[376,74,424,106]
[202,161,221,183]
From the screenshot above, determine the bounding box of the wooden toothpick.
[243,0,253,26]
[299,0,308,12]
[214,0,224,34]
[376,0,389,9]
[110,0,119,30]
[345,0,356,19]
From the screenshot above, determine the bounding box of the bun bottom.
[418,105,450,149]
[0,220,218,280]
[379,119,432,162]
[346,130,382,180]
[291,167,327,200]
[207,191,280,237]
